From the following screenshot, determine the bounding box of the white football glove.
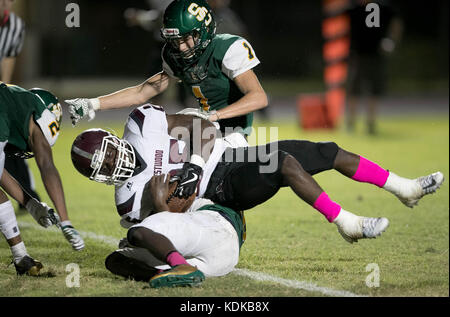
[61,225,85,251]
[25,198,60,228]
[176,107,209,120]
[176,108,220,129]
[65,98,98,126]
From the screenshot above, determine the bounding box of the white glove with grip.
[61,225,85,251]
[25,198,60,228]
[65,98,98,126]
[176,108,220,129]
[176,107,209,120]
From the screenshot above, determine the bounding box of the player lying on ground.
[0,84,85,275]
[70,104,444,246]
[104,174,244,288]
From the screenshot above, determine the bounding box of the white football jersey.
[115,104,231,228]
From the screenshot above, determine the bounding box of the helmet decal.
[187,3,213,26]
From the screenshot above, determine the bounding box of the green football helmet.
[29,88,63,127]
[161,0,216,67]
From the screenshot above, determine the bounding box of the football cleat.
[334,209,389,244]
[14,255,43,276]
[390,172,444,208]
[149,264,205,288]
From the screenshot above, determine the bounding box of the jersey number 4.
[192,86,210,112]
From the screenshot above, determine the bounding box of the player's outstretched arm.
[65,71,171,126]
[29,119,84,250]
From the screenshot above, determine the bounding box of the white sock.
[383,172,420,197]
[0,200,20,240]
[333,208,360,226]
[11,242,28,264]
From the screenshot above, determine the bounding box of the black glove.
[173,162,202,198]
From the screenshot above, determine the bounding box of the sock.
[352,156,389,188]
[60,220,73,228]
[382,172,419,197]
[166,251,189,267]
[313,192,342,223]
[11,241,28,264]
[0,200,20,240]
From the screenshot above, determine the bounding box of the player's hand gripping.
[147,174,171,212]
[61,224,85,251]
[172,162,202,198]
[25,198,60,228]
[65,98,98,126]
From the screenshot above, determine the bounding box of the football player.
[65,0,267,136]
[71,104,444,248]
[71,108,242,287]
[105,174,244,288]
[0,83,85,276]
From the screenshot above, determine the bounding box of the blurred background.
[8,0,449,127]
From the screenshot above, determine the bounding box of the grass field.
[0,113,448,298]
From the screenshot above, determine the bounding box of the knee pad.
[0,200,20,240]
[317,142,339,163]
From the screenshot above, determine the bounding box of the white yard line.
[232,268,366,297]
[18,221,367,297]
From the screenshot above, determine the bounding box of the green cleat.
[149,264,205,288]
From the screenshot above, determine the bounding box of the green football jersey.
[0,83,60,158]
[162,34,260,135]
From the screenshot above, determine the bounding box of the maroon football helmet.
[71,129,136,185]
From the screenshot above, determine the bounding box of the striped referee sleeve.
[0,12,25,59]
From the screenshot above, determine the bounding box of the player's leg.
[274,140,444,208]
[104,248,159,282]
[126,212,207,287]
[279,153,389,243]
[0,189,42,275]
[214,148,388,243]
[333,148,445,208]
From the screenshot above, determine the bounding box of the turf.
[0,114,448,297]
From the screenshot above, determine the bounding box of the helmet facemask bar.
[90,136,135,185]
[161,24,216,66]
[166,31,203,60]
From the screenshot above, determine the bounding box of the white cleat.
[388,171,445,208]
[334,209,389,244]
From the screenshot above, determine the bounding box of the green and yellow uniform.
[0,83,61,160]
[162,34,260,134]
